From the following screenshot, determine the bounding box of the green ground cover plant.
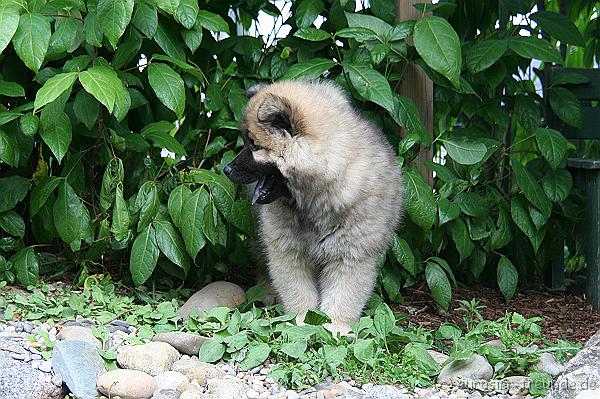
[0,0,598,307]
[0,279,581,394]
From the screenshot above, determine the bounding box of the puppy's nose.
[223,164,233,177]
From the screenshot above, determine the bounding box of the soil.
[394,285,600,344]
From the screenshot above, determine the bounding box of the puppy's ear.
[245,83,268,99]
[257,93,296,135]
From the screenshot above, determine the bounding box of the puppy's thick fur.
[225,80,404,334]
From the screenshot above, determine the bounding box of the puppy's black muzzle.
[224,148,290,205]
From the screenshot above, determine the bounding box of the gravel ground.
[0,318,537,399]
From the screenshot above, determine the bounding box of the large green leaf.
[442,138,488,165]
[239,342,271,371]
[542,168,572,203]
[511,195,544,252]
[111,185,130,241]
[0,5,20,55]
[296,0,323,28]
[175,0,198,29]
[438,198,460,225]
[83,11,103,47]
[0,210,25,238]
[535,128,567,169]
[413,16,461,87]
[294,27,330,41]
[497,256,518,303]
[549,87,583,129]
[181,187,209,259]
[53,181,89,251]
[196,10,229,32]
[344,12,392,39]
[0,80,25,97]
[33,72,79,112]
[79,66,124,114]
[531,11,584,46]
[97,0,134,48]
[454,192,489,218]
[30,176,62,217]
[12,13,51,72]
[141,121,186,155]
[490,205,512,250]
[10,246,38,286]
[344,63,395,114]
[40,109,72,164]
[508,36,563,64]
[392,95,429,145]
[132,1,158,37]
[168,184,192,229]
[136,182,159,232]
[155,220,191,273]
[0,175,29,213]
[130,225,160,285]
[391,235,416,276]
[466,40,508,74]
[404,166,436,230]
[425,261,451,310]
[0,130,15,166]
[512,158,552,219]
[148,63,185,118]
[73,90,99,129]
[448,219,474,262]
[282,58,335,80]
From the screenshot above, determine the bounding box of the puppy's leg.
[318,257,378,335]
[268,249,319,323]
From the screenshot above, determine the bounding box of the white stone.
[97,369,156,399]
[171,358,225,385]
[57,326,101,348]
[154,371,189,391]
[117,342,180,376]
[177,281,246,320]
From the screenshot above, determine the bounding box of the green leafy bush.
[0,0,590,305]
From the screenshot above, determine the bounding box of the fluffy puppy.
[224,80,404,334]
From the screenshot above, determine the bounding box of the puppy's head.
[224,83,302,205]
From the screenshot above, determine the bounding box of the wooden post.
[396,0,434,185]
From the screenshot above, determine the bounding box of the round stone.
[171,358,225,385]
[152,332,210,356]
[177,281,246,320]
[57,326,102,348]
[154,371,189,391]
[117,342,180,376]
[97,369,156,399]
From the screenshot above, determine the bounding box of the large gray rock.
[0,340,63,399]
[177,281,246,320]
[117,342,180,376]
[152,332,209,355]
[97,369,156,399]
[52,340,105,399]
[437,354,493,385]
[548,329,600,399]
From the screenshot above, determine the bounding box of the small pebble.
[39,360,52,373]
[247,389,260,398]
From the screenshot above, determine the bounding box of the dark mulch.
[393,285,600,344]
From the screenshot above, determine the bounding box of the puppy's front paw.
[324,322,353,337]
